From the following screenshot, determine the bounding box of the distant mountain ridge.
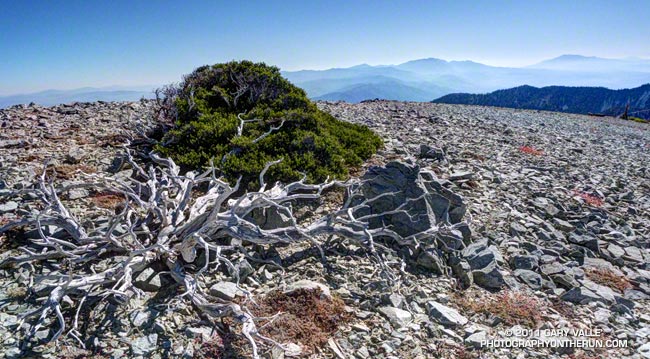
[283,55,650,103]
[0,86,157,109]
[432,84,650,119]
[3,55,650,107]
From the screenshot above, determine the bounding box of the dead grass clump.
[20,154,42,162]
[519,146,544,156]
[567,350,604,359]
[47,164,96,179]
[251,288,352,353]
[433,342,476,359]
[586,268,632,293]
[550,298,577,319]
[90,191,125,210]
[98,134,129,147]
[454,290,545,327]
[572,190,604,207]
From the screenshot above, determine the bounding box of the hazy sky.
[2,0,649,95]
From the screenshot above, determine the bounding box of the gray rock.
[134,268,162,292]
[418,144,445,161]
[185,327,217,342]
[378,306,412,328]
[561,286,608,305]
[68,188,89,200]
[247,206,293,230]
[464,331,487,348]
[0,201,18,213]
[540,262,566,276]
[209,281,243,301]
[131,333,158,355]
[551,273,579,289]
[238,259,255,280]
[130,310,151,328]
[514,269,543,290]
[509,222,528,236]
[107,154,128,173]
[4,346,21,359]
[65,147,86,164]
[449,256,473,288]
[427,301,468,327]
[347,161,467,237]
[462,238,489,259]
[0,139,25,149]
[449,171,474,181]
[382,293,406,309]
[472,261,508,290]
[606,243,625,258]
[465,245,503,270]
[639,342,650,359]
[553,218,575,232]
[510,255,539,270]
[416,248,445,274]
[284,280,331,299]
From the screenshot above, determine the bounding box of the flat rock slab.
[427,301,468,327]
[378,306,412,328]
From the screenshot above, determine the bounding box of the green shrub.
[155,61,382,189]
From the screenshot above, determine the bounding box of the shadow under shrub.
[155,61,382,189]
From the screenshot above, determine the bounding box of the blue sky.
[1,0,649,95]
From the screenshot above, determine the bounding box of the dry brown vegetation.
[519,145,544,156]
[586,267,632,292]
[46,164,96,180]
[90,191,125,210]
[196,288,352,357]
[454,290,545,327]
[252,288,352,353]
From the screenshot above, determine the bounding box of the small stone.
[352,323,371,332]
[209,281,244,301]
[382,293,406,309]
[561,286,608,305]
[472,261,509,290]
[68,188,89,200]
[510,255,538,270]
[284,343,302,357]
[65,147,86,164]
[134,268,162,292]
[185,327,217,342]
[449,171,474,181]
[514,269,543,290]
[131,333,158,355]
[5,346,21,359]
[0,201,18,213]
[639,342,650,359]
[553,218,575,232]
[427,301,468,327]
[284,280,331,299]
[378,306,412,328]
[464,331,487,348]
[130,310,151,328]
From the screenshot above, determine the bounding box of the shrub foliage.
[155,61,382,188]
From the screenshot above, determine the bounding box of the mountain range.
[2,55,650,108]
[282,55,650,103]
[0,86,156,109]
[433,84,650,119]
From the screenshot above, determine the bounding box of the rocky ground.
[0,100,649,359]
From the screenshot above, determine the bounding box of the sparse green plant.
[629,116,648,124]
[155,60,382,189]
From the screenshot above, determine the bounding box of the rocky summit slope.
[0,100,649,359]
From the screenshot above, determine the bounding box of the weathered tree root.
[0,149,451,357]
